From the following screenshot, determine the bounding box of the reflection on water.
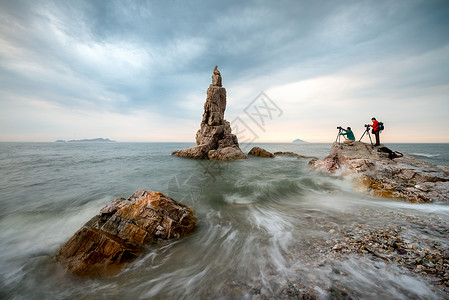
[0,143,448,299]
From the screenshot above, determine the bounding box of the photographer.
[339,127,355,144]
[369,117,381,146]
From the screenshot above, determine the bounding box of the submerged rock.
[309,142,449,202]
[248,146,274,158]
[172,66,246,161]
[274,151,301,158]
[273,151,317,160]
[56,190,197,276]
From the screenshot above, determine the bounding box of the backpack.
[378,146,403,160]
[378,122,384,131]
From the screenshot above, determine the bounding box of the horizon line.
[1,141,448,144]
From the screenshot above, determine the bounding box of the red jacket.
[370,120,379,131]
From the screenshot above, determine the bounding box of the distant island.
[55,138,116,143]
[292,139,308,143]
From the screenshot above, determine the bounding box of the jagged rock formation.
[309,142,449,203]
[56,190,197,276]
[248,146,274,158]
[172,66,246,161]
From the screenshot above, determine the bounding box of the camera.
[337,126,343,130]
[364,124,370,128]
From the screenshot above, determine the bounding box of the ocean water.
[0,142,448,299]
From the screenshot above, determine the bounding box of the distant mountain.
[56,138,116,143]
[292,139,308,143]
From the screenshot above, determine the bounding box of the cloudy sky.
[1,0,448,143]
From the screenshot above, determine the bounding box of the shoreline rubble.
[230,144,449,296]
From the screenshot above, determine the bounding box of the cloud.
[262,46,449,143]
[0,90,197,142]
[0,0,448,142]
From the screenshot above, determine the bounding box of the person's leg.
[374,131,380,145]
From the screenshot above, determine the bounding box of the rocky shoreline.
[294,209,449,298]
[198,207,449,299]
[319,211,449,295]
[207,208,448,299]
[309,141,449,203]
[229,144,449,298]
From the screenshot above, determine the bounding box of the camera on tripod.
[337,126,343,130]
[359,124,374,146]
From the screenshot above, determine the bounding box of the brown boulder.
[56,190,197,276]
[208,146,248,161]
[248,147,274,158]
[171,144,210,159]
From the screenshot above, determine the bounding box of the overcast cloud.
[1,0,448,142]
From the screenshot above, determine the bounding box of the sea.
[0,142,448,299]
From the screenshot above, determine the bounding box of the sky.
[1,0,448,143]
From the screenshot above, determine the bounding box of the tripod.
[335,127,343,144]
[359,126,373,146]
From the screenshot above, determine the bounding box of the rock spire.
[172,66,246,160]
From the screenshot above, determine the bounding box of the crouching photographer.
[338,126,355,144]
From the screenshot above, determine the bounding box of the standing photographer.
[340,127,355,144]
[369,117,381,146]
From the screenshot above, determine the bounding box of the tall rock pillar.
[172,66,246,161]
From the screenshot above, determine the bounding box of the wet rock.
[332,243,347,251]
[56,190,197,277]
[340,224,449,292]
[172,66,246,161]
[248,147,274,158]
[274,151,301,158]
[287,208,449,296]
[309,142,449,202]
[273,151,318,160]
[208,146,247,161]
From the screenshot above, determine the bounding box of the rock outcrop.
[274,151,301,158]
[172,66,246,161]
[274,152,317,160]
[56,190,197,276]
[309,142,449,203]
[248,147,274,158]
